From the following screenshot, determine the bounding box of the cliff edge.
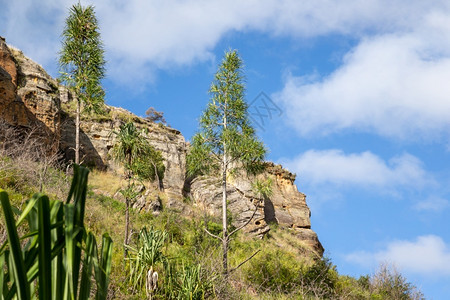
[0,36,323,257]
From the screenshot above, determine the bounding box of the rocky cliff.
[0,37,323,256]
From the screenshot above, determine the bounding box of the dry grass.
[89,169,126,196]
[270,227,317,262]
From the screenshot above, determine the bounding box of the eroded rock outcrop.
[189,163,323,256]
[60,112,188,204]
[0,37,60,145]
[0,36,323,257]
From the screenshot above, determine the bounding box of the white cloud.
[281,149,430,189]
[1,0,449,85]
[413,196,450,212]
[275,8,450,140]
[346,235,450,276]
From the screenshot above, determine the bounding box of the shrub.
[126,227,168,294]
[244,248,302,293]
[369,264,424,300]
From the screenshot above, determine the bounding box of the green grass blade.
[79,232,95,300]
[51,202,65,300]
[95,234,113,300]
[0,189,30,300]
[15,196,38,227]
[64,203,75,300]
[66,164,89,297]
[0,252,5,300]
[38,195,52,300]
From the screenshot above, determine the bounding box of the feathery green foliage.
[59,3,106,164]
[252,177,273,199]
[112,122,165,181]
[0,165,113,300]
[59,3,105,112]
[187,50,266,178]
[187,50,266,277]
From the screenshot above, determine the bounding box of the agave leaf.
[95,233,113,300]
[64,203,75,300]
[15,196,38,227]
[51,202,65,300]
[0,251,6,299]
[67,164,89,295]
[79,232,96,300]
[0,189,30,300]
[38,195,52,299]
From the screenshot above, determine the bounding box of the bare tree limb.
[203,227,223,242]
[228,199,260,238]
[229,249,261,274]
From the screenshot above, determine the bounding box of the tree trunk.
[124,197,130,258]
[222,164,228,277]
[124,162,132,258]
[75,98,80,164]
[222,102,228,276]
[152,162,161,191]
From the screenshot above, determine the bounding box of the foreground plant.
[0,164,113,300]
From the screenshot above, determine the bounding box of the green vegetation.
[0,148,424,298]
[0,165,112,300]
[59,3,106,164]
[112,121,165,256]
[187,50,266,277]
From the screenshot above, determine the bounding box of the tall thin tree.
[59,3,106,164]
[112,122,165,257]
[187,50,266,276]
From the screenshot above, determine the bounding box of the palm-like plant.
[126,227,168,294]
[112,122,148,177]
[112,122,165,256]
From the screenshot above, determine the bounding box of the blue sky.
[1,1,450,298]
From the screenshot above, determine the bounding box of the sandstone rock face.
[189,163,323,256]
[58,107,188,202]
[0,37,60,143]
[0,37,323,256]
[190,176,269,237]
[0,65,16,107]
[0,37,17,87]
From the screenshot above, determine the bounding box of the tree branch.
[229,249,261,274]
[203,227,223,242]
[228,199,260,238]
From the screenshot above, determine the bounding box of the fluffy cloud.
[281,149,430,189]
[275,8,450,140]
[1,0,448,84]
[346,235,450,276]
[94,0,438,67]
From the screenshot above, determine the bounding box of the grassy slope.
[0,160,424,299]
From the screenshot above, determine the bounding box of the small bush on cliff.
[368,264,425,300]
